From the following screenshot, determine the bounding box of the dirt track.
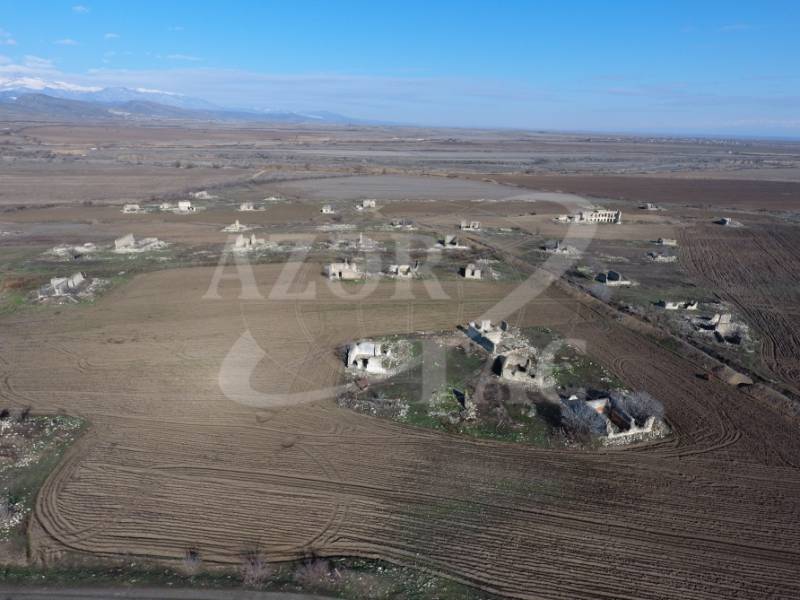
[0,259,798,599]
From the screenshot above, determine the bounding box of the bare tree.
[618,391,664,425]
[560,401,606,439]
[182,548,201,577]
[294,559,337,590]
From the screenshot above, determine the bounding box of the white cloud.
[0,28,17,46]
[104,32,120,40]
[166,54,201,61]
[54,38,79,46]
[72,4,90,13]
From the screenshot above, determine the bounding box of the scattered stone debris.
[113,233,167,254]
[554,208,621,224]
[121,203,143,214]
[639,202,661,211]
[692,312,748,345]
[239,201,266,211]
[324,260,363,280]
[561,392,667,445]
[459,220,481,231]
[433,235,468,250]
[321,204,335,214]
[232,233,273,253]
[176,200,197,213]
[191,190,216,200]
[345,339,414,377]
[388,218,415,230]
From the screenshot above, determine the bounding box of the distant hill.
[0,77,364,124]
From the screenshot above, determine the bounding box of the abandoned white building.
[639,202,660,211]
[321,205,335,214]
[595,270,631,286]
[648,251,677,263]
[466,320,507,354]
[159,202,173,211]
[496,349,551,388]
[177,200,196,213]
[356,199,377,210]
[239,202,256,212]
[462,263,482,279]
[325,261,362,280]
[459,220,481,231]
[436,235,466,249]
[114,233,136,251]
[122,203,142,214]
[656,238,678,246]
[568,396,659,443]
[390,218,413,229]
[346,341,391,375]
[50,243,97,260]
[555,209,622,225]
[232,233,269,252]
[386,263,418,278]
[39,272,86,299]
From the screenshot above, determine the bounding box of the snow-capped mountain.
[0,77,219,110]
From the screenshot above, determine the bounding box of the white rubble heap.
[657,300,698,311]
[113,233,167,254]
[647,251,677,263]
[222,220,255,233]
[176,200,196,213]
[238,201,266,212]
[554,208,622,225]
[465,319,511,354]
[37,272,107,302]
[232,233,273,253]
[321,204,335,214]
[121,203,142,214]
[566,396,662,445]
[459,220,481,231]
[595,270,632,286]
[191,190,217,200]
[692,312,748,344]
[497,348,555,389]
[656,238,678,246]
[542,240,579,255]
[48,242,97,260]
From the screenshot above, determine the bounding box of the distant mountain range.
[0,77,363,124]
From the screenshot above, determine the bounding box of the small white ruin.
[321,204,335,214]
[159,202,173,211]
[466,320,507,354]
[542,240,579,255]
[595,270,631,286]
[356,199,377,210]
[462,263,482,279]
[555,209,621,225]
[434,235,468,250]
[346,341,391,375]
[222,220,255,233]
[656,238,678,246]
[715,217,742,227]
[232,233,271,253]
[357,232,380,251]
[386,262,418,278]
[122,203,142,214]
[37,271,106,302]
[177,200,196,213]
[325,260,362,280]
[497,349,553,388]
[191,190,216,200]
[460,220,481,231]
[639,203,661,211]
[389,218,414,229]
[647,251,677,263]
[48,243,97,260]
[238,202,265,212]
[113,233,167,254]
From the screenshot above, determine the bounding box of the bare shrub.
[0,498,13,521]
[560,401,606,439]
[182,548,201,576]
[618,391,664,425]
[241,551,272,588]
[294,559,338,591]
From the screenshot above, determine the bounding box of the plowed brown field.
[680,223,800,396]
[1,262,799,599]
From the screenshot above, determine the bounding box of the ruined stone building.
[346,341,390,374]
[325,261,362,280]
[462,263,482,279]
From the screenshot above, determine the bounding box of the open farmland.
[0,257,796,599]
[680,222,800,397]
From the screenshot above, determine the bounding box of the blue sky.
[1,1,799,135]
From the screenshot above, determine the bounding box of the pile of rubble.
[113,234,167,254]
[37,272,108,303]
